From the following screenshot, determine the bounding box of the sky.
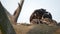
[0,0,60,23]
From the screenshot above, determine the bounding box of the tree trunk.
[0,2,16,34]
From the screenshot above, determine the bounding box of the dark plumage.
[30,8,52,24]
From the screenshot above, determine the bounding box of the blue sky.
[1,0,60,23]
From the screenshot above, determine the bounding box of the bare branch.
[13,0,24,23]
